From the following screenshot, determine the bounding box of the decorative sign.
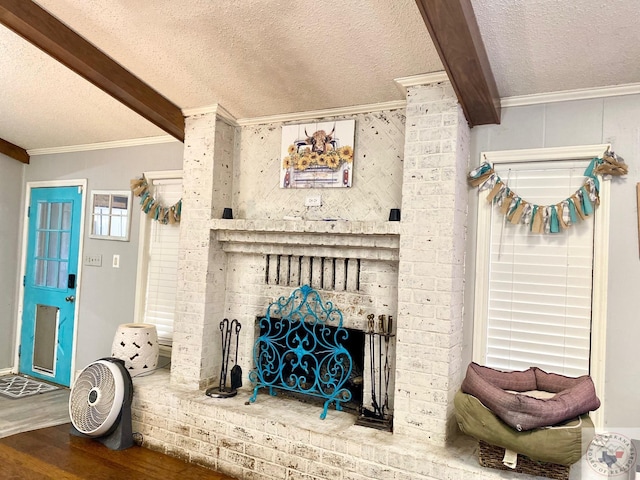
[280,119,355,189]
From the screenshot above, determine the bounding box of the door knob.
[65,295,75,303]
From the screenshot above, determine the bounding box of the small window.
[90,190,132,241]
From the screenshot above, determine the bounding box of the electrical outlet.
[83,254,102,267]
[112,254,120,268]
[305,195,322,207]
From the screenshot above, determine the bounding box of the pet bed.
[461,362,600,431]
[455,389,594,466]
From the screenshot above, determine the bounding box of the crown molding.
[501,83,640,108]
[28,135,178,156]
[394,71,450,94]
[235,100,407,127]
[182,103,239,126]
[481,143,611,164]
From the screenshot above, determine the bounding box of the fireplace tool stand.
[356,314,394,431]
[206,318,242,398]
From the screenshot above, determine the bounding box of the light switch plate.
[305,195,322,207]
[84,254,102,267]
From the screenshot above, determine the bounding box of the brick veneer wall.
[135,82,481,479]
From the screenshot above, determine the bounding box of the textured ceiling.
[472,0,640,98]
[1,0,441,150]
[1,0,639,152]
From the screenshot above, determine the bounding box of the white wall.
[234,110,405,222]
[22,141,184,371]
[466,95,640,428]
[0,154,25,369]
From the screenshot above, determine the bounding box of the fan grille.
[70,362,118,435]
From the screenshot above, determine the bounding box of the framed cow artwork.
[280,119,355,188]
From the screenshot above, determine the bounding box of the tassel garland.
[467,150,626,234]
[130,175,182,225]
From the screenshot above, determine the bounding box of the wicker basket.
[478,440,570,480]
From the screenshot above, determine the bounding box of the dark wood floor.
[0,423,236,479]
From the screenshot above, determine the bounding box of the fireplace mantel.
[210,219,400,260]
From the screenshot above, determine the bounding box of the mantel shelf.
[210,219,400,260]
[210,219,400,236]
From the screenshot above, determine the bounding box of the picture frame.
[89,190,132,241]
[280,119,355,189]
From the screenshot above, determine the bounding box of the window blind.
[485,160,594,377]
[142,179,181,346]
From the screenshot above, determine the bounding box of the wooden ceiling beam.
[0,0,185,141]
[0,137,29,164]
[415,0,501,126]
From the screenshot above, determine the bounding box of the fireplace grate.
[249,285,356,419]
[265,254,360,292]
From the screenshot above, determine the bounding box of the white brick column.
[394,82,470,445]
[171,112,235,389]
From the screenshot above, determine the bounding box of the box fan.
[68,357,134,450]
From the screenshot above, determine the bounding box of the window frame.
[133,170,182,355]
[89,190,132,241]
[472,144,610,429]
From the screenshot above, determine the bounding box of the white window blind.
[484,159,594,377]
[142,178,181,346]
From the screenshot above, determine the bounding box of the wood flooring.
[0,388,70,439]
[0,423,235,479]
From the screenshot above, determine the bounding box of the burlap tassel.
[141,196,153,211]
[468,170,494,187]
[572,194,586,220]
[510,201,527,225]
[168,207,176,224]
[531,207,544,234]
[147,203,159,219]
[486,181,503,203]
[556,203,569,229]
[500,193,514,215]
[595,154,628,176]
[133,184,148,196]
[130,177,145,190]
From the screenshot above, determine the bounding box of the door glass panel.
[33,304,58,374]
[50,203,62,229]
[36,232,46,257]
[48,232,59,258]
[35,259,46,286]
[46,260,59,287]
[58,262,68,289]
[37,203,48,229]
[62,203,72,229]
[60,232,70,260]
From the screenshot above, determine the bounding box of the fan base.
[205,387,237,398]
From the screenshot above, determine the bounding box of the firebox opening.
[255,316,365,413]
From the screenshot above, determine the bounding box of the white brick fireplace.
[131,82,504,479]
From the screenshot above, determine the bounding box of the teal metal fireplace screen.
[249,285,353,419]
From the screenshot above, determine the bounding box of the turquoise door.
[19,186,82,387]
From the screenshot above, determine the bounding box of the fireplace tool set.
[356,313,394,431]
[206,318,242,398]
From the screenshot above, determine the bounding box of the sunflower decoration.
[297,155,311,170]
[338,145,354,163]
[282,143,355,171]
[326,153,341,170]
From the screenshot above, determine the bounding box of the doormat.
[0,375,59,399]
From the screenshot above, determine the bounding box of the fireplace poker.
[378,315,385,418]
[366,314,380,415]
[382,315,392,417]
